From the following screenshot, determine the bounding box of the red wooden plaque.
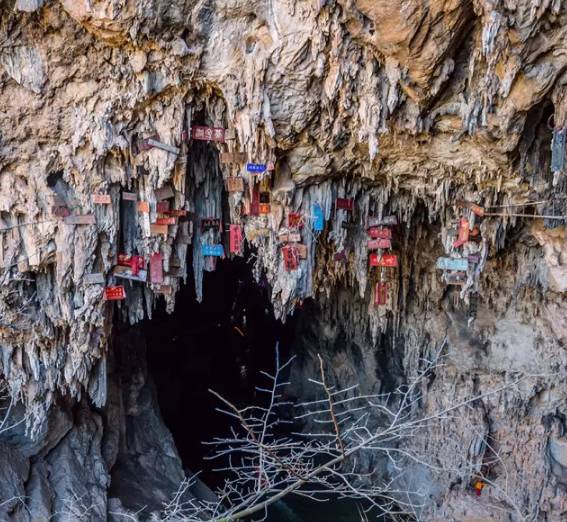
[368,227,392,239]
[192,126,225,143]
[155,217,176,226]
[138,201,150,213]
[104,286,126,301]
[369,253,398,268]
[288,212,304,228]
[336,198,353,211]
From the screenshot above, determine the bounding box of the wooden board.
[84,273,105,284]
[113,265,148,282]
[155,185,175,201]
[368,215,398,227]
[122,192,137,201]
[154,285,173,295]
[295,244,308,259]
[92,194,111,204]
[367,238,391,250]
[226,177,244,192]
[150,224,168,236]
[147,138,180,155]
[138,201,150,213]
[150,253,163,284]
[192,126,225,142]
[220,152,247,164]
[52,206,71,218]
[64,214,96,225]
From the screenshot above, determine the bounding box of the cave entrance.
[143,254,298,485]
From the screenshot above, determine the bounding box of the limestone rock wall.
[1,0,567,520]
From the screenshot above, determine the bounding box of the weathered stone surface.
[1,0,567,519]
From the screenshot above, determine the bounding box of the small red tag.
[336,198,353,211]
[288,213,304,228]
[368,227,392,239]
[104,286,126,301]
[155,217,176,225]
[369,254,398,268]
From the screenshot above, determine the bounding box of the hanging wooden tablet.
[104,286,126,301]
[64,214,96,225]
[369,253,398,268]
[226,176,244,192]
[92,194,111,205]
[155,185,175,201]
[150,253,164,284]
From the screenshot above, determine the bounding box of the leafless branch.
[154,341,530,521]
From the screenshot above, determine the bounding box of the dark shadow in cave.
[143,254,299,485]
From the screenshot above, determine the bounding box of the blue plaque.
[246,163,267,173]
[436,257,468,271]
[202,244,225,257]
[313,203,324,231]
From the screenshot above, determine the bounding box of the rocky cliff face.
[1,0,567,520]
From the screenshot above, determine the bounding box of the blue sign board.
[312,203,324,231]
[436,257,468,271]
[202,244,225,257]
[246,163,267,173]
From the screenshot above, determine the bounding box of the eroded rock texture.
[1,0,567,520]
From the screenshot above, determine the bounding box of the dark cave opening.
[142,254,299,485]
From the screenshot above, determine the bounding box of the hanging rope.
[485,195,567,209]
[1,248,49,273]
[483,212,566,220]
[0,219,58,232]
